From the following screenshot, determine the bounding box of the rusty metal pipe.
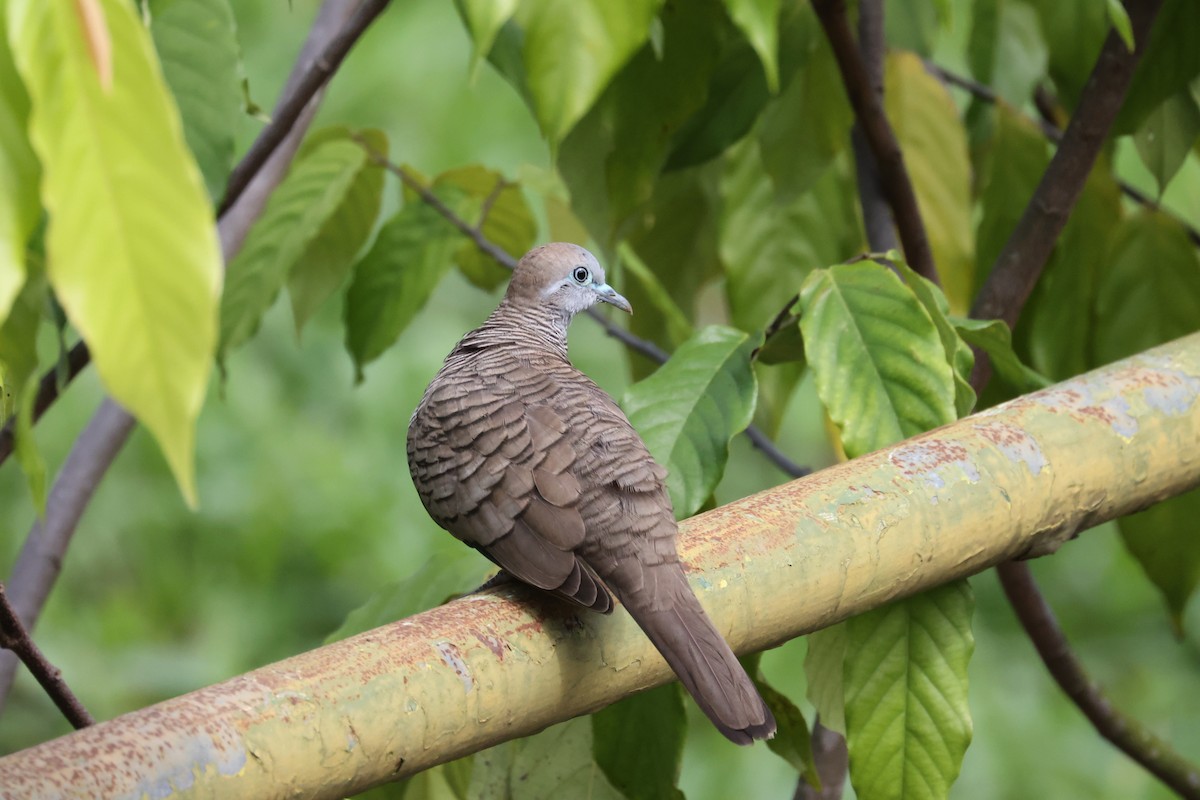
[3,333,1200,798]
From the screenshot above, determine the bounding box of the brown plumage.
[407,243,775,744]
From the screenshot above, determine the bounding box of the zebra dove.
[407,243,775,744]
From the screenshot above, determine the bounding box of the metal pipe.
[3,332,1199,799]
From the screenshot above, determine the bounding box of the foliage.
[1,0,1199,799]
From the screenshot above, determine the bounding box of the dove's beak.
[596,283,633,314]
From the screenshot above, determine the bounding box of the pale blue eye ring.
[572,266,590,284]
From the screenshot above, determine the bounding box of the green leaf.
[1106,0,1135,50]
[719,140,861,334]
[1018,158,1122,379]
[619,242,693,348]
[437,165,536,292]
[974,104,1050,288]
[755,672,815,779]
[468,718,624,800]
[756,320,806,366]
[1028,0,1108,111]
[343,195,468,381]
[0,11,39,325]
[1093,209,1200,367]
[966,0,1047,107]
[663,38,769,171]
[844,582,975,800]
[287,130,387,333]
[884,0,945,57]
[325,553,485,643]
[804,624,846,734]
[11,0,223,506]
[951,317,1050,395]
[0,269,46,510]
[1133,90,1200,198]
[894,259,976,418]
[884,52,974,313]
[1120,488,1200,635]
[1114,0,1200,135]
[724,0,780,91]
[625,161,723,368]
[148,0,243,201]
[557,0,722,241]
[799,262,956,459]
[516,0,663,144]
[219,135,371,364]
[593,684,686,800]
[455,0,518,77]
[757,10,852,200]
[623,325,759,518]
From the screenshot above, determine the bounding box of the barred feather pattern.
[406,244,775,744]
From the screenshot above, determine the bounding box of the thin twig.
[924,60,1200,249]
[367,148,812,480]
[217,0,393,216]
[0,584,93,729]
[0,341,90,468]
[812,0,939,285]
[996,561,1200,799]
[760,295,799,350]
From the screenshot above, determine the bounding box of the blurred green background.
[1,2,1197,798]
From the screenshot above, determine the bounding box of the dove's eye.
[572,266,590,284]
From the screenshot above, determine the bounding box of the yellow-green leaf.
[724,0,781,91]
[885,52,974,313]
[219,135,371,363]
[517,0,663,144]
[0,10,39,324]
[10,0,222,506]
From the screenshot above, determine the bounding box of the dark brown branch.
[970,0,1163,329]
[366,149,813,481]
[959,2,1199,794]
[997,561,1200,799]
[0,341,89,467]
[216,0,392,216]
[812,0,938,285]
[0,584,93,730]
[849,0,898,256]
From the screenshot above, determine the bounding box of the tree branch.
[960,2,1198,795]
[365,149,813,481]
[0,340,89,468]
[970,0,1164,328]
[216,0,392,216]
[812,0,938,284]
[0,0,374,713]
[0,583,93,730]
[849,0,898,256]
[997,561,1200,799]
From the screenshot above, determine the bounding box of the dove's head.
[506,243,632,318]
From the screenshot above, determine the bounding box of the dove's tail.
[609,559,776,745]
